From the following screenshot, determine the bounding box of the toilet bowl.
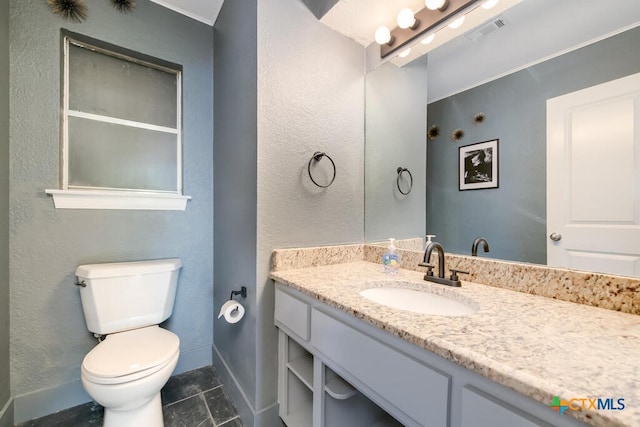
[76,258,183,427]
[81,325,180,427]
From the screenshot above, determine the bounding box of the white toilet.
[76,258,182,427]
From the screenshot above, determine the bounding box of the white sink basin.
[359,287,477,316]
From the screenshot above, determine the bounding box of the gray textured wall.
[256,0,364,414]
[0,0,11,417]
[213,0,258,421]
[426,26,640,264]
[9,0,213,421]
[213,0,364,425]
[365,58,427,243]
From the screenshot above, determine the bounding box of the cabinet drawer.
[275,286,310,341]
[461,386,550,427]
[311,309,450,427]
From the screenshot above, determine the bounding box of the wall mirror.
[364,0,640,277]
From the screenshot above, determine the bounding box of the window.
[46,35,190,210]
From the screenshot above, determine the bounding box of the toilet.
[76,258,182,427]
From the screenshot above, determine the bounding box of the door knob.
[549,232,562,241]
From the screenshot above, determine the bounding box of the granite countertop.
[270,261,640,427]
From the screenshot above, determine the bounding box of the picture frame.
[459,139,499,191]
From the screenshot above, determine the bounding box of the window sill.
[45,189,191,211]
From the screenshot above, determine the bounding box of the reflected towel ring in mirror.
[396,167,413,195]
[308,151,336,188]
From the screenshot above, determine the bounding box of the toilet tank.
[76,258,182,335]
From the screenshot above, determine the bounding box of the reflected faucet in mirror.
[419,242,468,287]
[364,0,640,278]
[471,237,490,257]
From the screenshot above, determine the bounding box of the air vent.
[465,15,507,42]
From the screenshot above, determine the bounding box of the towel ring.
[308,152,336,188]
[396,167,413,195]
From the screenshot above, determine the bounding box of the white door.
[547,73,640,277]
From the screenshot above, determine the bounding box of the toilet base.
[104,393,163,427]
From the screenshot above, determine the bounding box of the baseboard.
[212,344,256,426]
[173,343,213,375]
[0,398,14,427]
[211,345,283,427]
[254,402,282,427]
[14,379,90,424]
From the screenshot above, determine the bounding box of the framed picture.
[459,139,499,191]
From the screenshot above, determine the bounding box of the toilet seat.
[82,325,179,385]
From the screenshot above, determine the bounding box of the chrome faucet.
[471,237,490,257]
[418,242,467,287]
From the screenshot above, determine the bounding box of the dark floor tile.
[17,401,103,427]
[162,366,222,405]
[203,387,238,426]
[18,366,240,427]
[163,394,213,427]
[217,416,244,427]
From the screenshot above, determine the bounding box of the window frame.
[46,35,190,210]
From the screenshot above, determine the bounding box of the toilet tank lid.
[76,258,182,279]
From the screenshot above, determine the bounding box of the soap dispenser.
[425,234,436,249]
[382,238,401,274]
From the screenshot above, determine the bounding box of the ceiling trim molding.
[149,0,214,26]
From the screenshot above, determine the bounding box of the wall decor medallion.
[46,0,88,22]
[427,125,440,140]
[473,112,486,124]
[110,0,136,13]
[451,128,465,142]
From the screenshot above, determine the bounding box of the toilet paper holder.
[229,286,247,300]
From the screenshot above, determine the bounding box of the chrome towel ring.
[396,167,413,195]
[308,151,336,188]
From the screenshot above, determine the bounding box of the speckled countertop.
[270,261,640,427]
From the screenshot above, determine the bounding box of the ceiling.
[150,0,224,26]
[153,0,640,101]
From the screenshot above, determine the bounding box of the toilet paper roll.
[217,300,245,324]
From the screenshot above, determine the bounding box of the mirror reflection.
[364,0,640,277]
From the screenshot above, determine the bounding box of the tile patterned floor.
[17,366,243,427]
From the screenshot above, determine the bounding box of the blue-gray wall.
[9,1,213,422]
[426,26,640,264]
[213,0,364,425]
[365,58,427,243]
[213,0,259,424]
[0,0,11,424]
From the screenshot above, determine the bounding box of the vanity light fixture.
[482,0,500,9]
[398,48,412,58]
[448,15,465,29]
[397,8,419,30]
[421,33,436,45]
[375,26,394,45]
[425,0,448,11]
[375,0,482,58]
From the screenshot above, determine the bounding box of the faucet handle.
[449,269,469,281]
[418,262,435,276]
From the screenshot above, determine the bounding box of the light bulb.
[448,15,465,29]
[374,26,392,45]
[398,48,411,58]
[425,0,446,10]
[421,34,435,45]
[482,0,499,9]
[397,8,416,29]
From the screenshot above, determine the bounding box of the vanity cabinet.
[275,287,404,427]
[275,283,587,427]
